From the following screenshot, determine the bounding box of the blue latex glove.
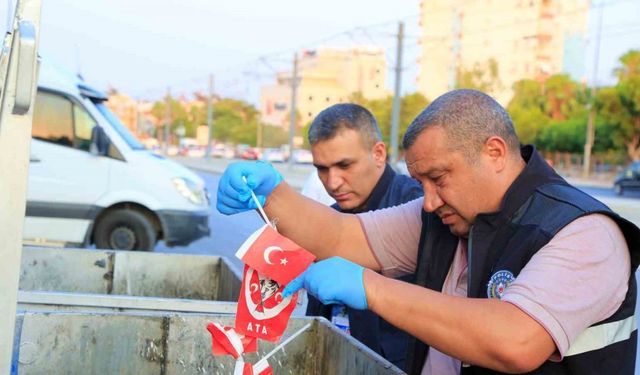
[217,161,283,215]
[283,257,368,310]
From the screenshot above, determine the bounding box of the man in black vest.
[304,103,423,370]
[217,89,640,374]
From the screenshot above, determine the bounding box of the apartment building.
[417,0,589,104]
[261,47,389,128]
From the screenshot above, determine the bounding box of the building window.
[375,84,380,88]
[308,112,313,118]
[308,95,313,101]
[325,97,330,102]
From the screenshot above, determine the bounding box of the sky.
[3,0,639,104]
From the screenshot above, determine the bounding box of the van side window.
[33,91,98,153]
[33,91,74,147]
[73,104,96,151]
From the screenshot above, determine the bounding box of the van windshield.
[95,102,145,150]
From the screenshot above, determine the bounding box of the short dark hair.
[308,103,382,148]
[402,89,520,161]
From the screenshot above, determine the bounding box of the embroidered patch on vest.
[487,270,515,299]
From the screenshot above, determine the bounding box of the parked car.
[292,149,313,164]
[184,145,205,158]
[240,147,260,160]
[23,61,210,251]
[262,148,286,163]
[211,144,234,159]
[614,161,640,196]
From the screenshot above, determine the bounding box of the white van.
[23,62,210,251]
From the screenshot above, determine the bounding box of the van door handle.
[30,155,40,163]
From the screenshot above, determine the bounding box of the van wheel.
[94,209,156,251]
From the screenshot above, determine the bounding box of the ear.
[372,141,387,167]
[483,136,507,172]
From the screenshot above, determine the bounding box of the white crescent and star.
[263,246,284,265]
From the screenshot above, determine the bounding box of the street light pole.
[287,53,299,169]
[583,1,604,178]
[205,74,214,159]
[390,21,404,166]
[164,87,171,156]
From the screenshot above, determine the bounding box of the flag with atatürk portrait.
[235,265,298,342]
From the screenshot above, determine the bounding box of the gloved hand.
[282,257,368,310]
[216,161,283,215]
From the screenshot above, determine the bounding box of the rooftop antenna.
[75,43,84,80]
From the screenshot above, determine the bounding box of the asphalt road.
[578,185,640,200]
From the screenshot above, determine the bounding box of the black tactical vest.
[406,145,640,375]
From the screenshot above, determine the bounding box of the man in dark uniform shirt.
[305,103,423,370]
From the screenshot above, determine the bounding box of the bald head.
[402,89,520,161]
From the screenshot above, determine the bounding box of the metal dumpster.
[12,311,405,374]
[17,247,241,314]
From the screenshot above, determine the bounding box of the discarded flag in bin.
[235,224,315,285]
[233,360,254,375]
[236,265,298,342]
[253,358,273,375]
[206,322,257,359]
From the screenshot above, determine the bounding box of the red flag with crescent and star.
[206,322,257,358]
[235,265,298,342]
[235,224,316,285]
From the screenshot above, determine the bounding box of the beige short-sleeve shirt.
[358,198,631,374]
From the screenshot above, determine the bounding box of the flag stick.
[242,176,275,229]
[259,323,312,363]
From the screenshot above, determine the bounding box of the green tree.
[507,75,587,151]
[305,92,429,152]
[211,99,260,145]
[507,79,547,145]
[614,50,640,160]
[150,96,191,141]
[542,74,586,121]
[456,58,502,93]
[261,125,290,148]
[399,92,430,147]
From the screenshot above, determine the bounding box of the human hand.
[216,161,283,215]
[283,257,367,310]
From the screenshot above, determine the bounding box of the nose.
[422,183,444,213]
[326,168,344,192]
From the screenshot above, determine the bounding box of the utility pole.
[287,53,299,169]
[448,7,463,90]
[164,87,171,156]
[583,2,604,178]
[257,120,263,149]
[390,21,404,166]
[205,74,214,159]
[135,99,140,137]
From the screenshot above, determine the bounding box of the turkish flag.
[253,358,273,375]
[233,360,254,375]
[206,322,257,359]
[236,265,298,342]
[235,224,315,285]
